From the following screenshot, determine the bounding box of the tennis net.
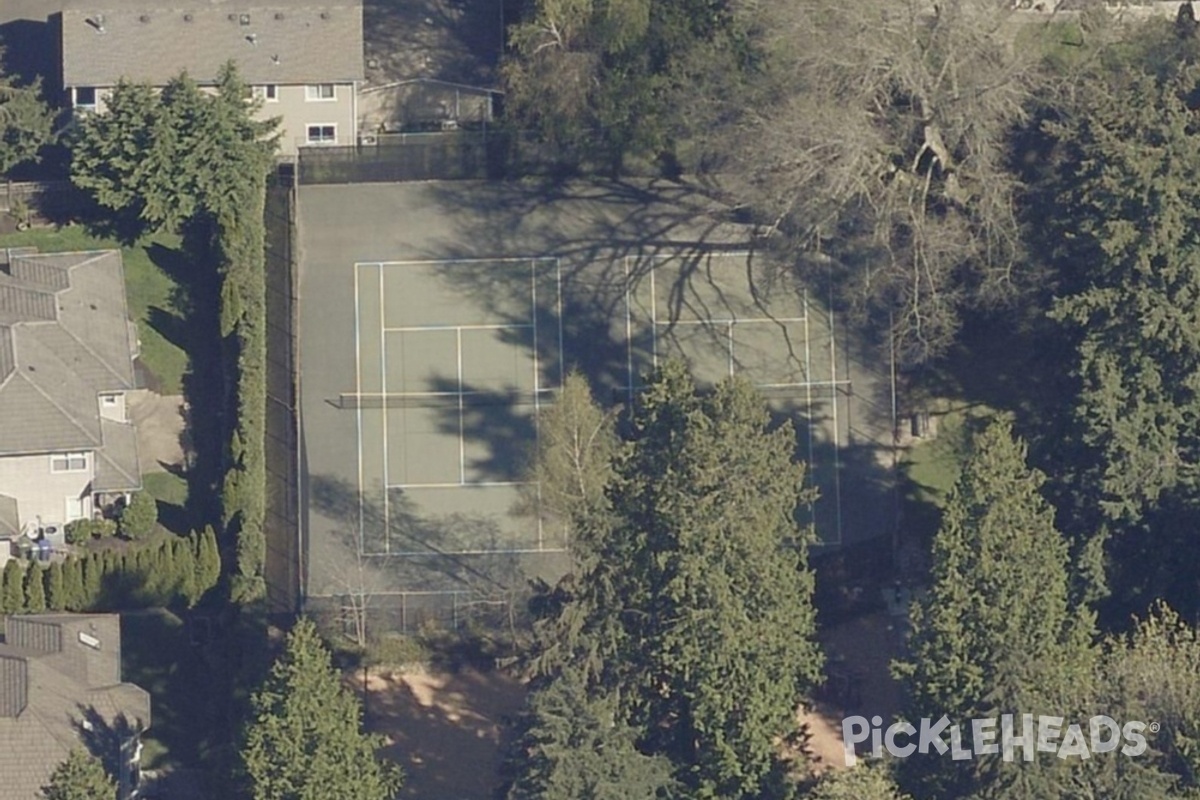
[338,390,557,409]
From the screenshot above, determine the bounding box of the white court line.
[358,546,571,559]
[457,327,465,485]
[387,481,532,489]
[379,264,390,554]
[649,261,658,369]
[384,323,533,333]
[759,381,852,389]
[803,290,815,521]
[354,263,364,554]
[556,259,565,388]
[531,260,543,550]
[727,321,735,377]
[624,257,634,403]
[653,316,808,326]
[361,256,561,267]
[829,291,844,547]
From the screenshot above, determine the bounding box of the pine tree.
[195,526,221,596]
[118,492,158,541]
[24,562,46,613]
[561,362,823,799]
[45,560,66,611]
[809,764,912,800]
[172,537,197,607]
[505,666,677,800]
[242,617,402,800]
[81,553,103,610]
[61,557,85,612]
[0,559,24,614]
[43,749,116,800]
[0,46,56,176]
[895,419,1096,799]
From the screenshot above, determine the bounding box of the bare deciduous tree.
[724,0,1044,363]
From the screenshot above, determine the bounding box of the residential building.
[0,613,151,800]
[0,248,141,539]
[57,0,365,155]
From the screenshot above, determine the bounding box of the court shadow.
[307,474,537,606]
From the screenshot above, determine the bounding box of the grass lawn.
[141,471,196,536]
[120,608,223,772]
[0,226,188,394]
[899,403,1004,538]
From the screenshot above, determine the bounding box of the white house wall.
[73,82,357,157]
[0,453,93,530]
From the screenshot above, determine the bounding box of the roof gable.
[0,250,136,457]
[61,1,365,87]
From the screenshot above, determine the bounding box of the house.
[0,613,151,800]
[56,0,366,155]
[0,247,141,539]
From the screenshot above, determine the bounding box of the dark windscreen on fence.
[296,131,615,184]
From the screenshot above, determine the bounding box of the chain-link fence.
[295,130,621,184]
[263,175,302,613]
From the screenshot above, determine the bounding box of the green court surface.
[296,181,893,622]
[624,253,850,544]
[349,259,564,556]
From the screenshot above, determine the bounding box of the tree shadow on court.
[306,474,543,627]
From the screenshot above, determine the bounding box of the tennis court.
[296,180,893,628]
[624,252,850,544]
[345,258,564,556]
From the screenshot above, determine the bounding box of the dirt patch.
[128,390,186,472]
[359,666,526,800]
[798,703,851,774]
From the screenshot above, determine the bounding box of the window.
[306,124,336,145]
[101,394,119,406]
[253,84,278,102]
[305,84,335,101]
[50,452,88,473]
[75,87,97,108]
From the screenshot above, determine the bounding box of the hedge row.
[0,527,221,614]
[218,171,269,604]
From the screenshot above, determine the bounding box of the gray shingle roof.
[0,250,138,458]
[94,418,141,492]
[0,614,150,800]
[61,1,365,87]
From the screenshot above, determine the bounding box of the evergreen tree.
[45,561,66,612]
[808,764,912,800]
[241,617,402,800]
[61,557,85,612]
[24,562,46,613]
[1,559,24,614]
[895,420,1096,799]
[42,749,116,800]
[0,46,56,176]
[172,537,197,607]
[1047,65,1200,613]
[561,362,823,798]
[81,553,102,610]
[505,666,677,800]
[118,492,158,541]
[194,526,221,598]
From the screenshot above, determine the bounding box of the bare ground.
[360,666,526,800]
[127,390,187,472]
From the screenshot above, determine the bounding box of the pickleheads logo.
[841,714,1152,767]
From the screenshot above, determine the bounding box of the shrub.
[65,518,117,543]
[118,492,158,540]
[366,634,431,670]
